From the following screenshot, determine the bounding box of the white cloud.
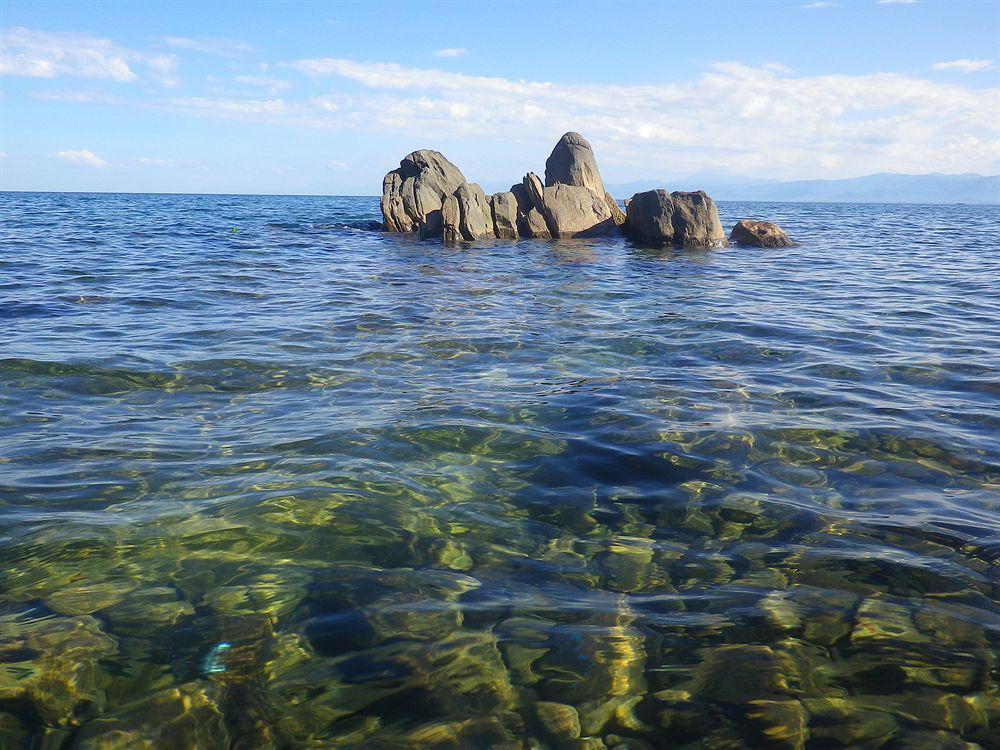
[877,0,918,4]
[234,74,293,93]
[30,89,124,104]
[329,159,350,169]
[162,96,288,118]
[137,157,171,166]
[433,48,468,59]
[269,57,999,179]
[932,59,995,73]
[164,36,252,58]
[1,27,178,87]
[802,2,841,7]
[56,149,107,167]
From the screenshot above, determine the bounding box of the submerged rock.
[0,610,117,727]
[730,219,795,247]
[72,684,229,749]
[535,701,582,741]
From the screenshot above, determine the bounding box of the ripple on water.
[0,193,998,748]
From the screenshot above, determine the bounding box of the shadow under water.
[0,192,998,748]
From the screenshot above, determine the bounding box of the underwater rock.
[745,699,809,750]
[689,644,796,703]
[802,697,899,746]
[0,609,117,727]
[535,701,582,741]
[45,578,139,616]
[200,567,310,626]
[102,586,194,637]
[71,683,229,749]
[729,219,795,247]
[852,597,929,646]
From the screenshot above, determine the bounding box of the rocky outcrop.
[491,192,519,240]
[729,219,795,247]
[624,190,674,244]
[545,132,606,197]
[542,184,614,238]
[379,133,726,247]
[442,183,494,242]
[670,191,726,246]
[381,150,467,238]
[624,189,726,247]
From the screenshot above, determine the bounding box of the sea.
[1,191,998,749]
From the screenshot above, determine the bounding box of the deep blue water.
[1,192,998,749]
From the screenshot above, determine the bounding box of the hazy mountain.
[606,173,1000,205]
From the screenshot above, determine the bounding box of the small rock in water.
[535,701,582,741]
[729,219,795,247]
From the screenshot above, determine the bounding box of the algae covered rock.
[535,700,582,741]
[71,683,229,749]
[690,644,796,703]
[0,609,117,727]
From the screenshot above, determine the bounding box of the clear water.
[1,192,998,749]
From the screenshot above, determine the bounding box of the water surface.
[1,193,998,748]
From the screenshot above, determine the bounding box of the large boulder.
[455,183,494,241]
[624,190,674,244]
[544,132,606,197]
[730,219,794,248]
[541,184,615,238]
[491,192,519,240]
[381,150,467,238]
[670,190,726,246]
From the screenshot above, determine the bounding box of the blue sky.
[1,0,998,194]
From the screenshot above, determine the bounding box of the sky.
[1,0,998,195]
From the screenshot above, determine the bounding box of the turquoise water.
[1,192,998,749]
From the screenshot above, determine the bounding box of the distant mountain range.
[604,172,1000,205]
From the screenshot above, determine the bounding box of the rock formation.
[380,132,730,247]
[623,189,726,247]
[381,150,467,238]
[729,219,795,247]
[623,190,675,244]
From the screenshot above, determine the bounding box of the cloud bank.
[1,27,179,87]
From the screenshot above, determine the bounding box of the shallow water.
[1,192,998,749]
